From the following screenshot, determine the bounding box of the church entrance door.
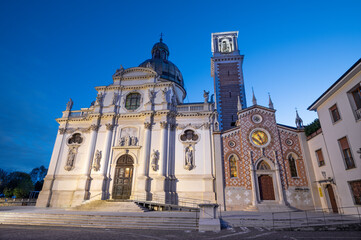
[326,184,338,213]
[258,175,275,200]
[112,154,134,199]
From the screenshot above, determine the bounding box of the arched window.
[257,160,270,170]
[229,155,238,178]
[288,154,298,177]
[125,93,141,110]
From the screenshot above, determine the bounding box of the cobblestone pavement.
[0,225,360,240]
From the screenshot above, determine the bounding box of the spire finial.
[268,92,274,109]
[252,87,257,106]
[160,32,163,42]
[237,95,243,111]
[295,108,304,129]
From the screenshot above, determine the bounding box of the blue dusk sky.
[0,0,360,172]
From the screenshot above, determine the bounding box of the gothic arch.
[228,154,239,178]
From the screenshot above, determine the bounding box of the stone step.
[72,200,148,212]
[0,212,198,230]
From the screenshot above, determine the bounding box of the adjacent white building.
[308,59,361,214]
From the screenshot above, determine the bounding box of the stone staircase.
[71,200,149,212]
[0,210,198,230]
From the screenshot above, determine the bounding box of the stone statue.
[95,93,103,106]
[92,150,101,171]
[124,136,130,146]
[118,137,124,146]
[90,101,95,107]
[66,98,73,111]
[203,90,209,103]
[65,147,76,171]
[131,136,137,146]
[148,89,156,104]
[184,145,194,170]
[151,150,160,171]
[161,88,168,103]
[146,62,153,69]
[112,93,118,105]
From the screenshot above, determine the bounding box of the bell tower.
[211,31,246,130]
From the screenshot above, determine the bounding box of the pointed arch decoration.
[257,160,271,170]
[288,153,298,177]
[229,154,238,178]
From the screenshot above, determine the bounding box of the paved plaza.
[1,225,361,240]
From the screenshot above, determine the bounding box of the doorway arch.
[112,154,134,199]
[256,160,276,201]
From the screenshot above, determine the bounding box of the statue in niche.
[131,136,137,146]
[95,93,103,106]
[151,150,160,171]
[112,93,118,105]
[65,147,77,171]
[92,150,101,171]
[203,90,209,103]
[184,145,195,170]
[66,98,73,111]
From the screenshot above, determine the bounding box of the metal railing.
[271,206,361,230]
[0,198,37,206]
[131,193,211,211]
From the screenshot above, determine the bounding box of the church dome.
[139,38,184,87]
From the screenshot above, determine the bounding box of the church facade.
[37,31,319,211]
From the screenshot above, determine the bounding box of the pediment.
[122,67,157,78]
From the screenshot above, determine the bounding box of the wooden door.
[326,184,338,213]
[258,175,275,200]
[112,155,134,199]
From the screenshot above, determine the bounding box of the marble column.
[154,121,168,203]
[158,121,168,177]
[250,163,258,206]
[136,122,152,198]
[275,161,286,205]
[100,123,114,199]
[142,122,152,176]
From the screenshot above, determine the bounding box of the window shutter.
[339,137,349,150]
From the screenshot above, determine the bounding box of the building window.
[125,93,141,110]
[348,85,361,120]
[338,137,355,169]
[329,104,341,123]
[229,155,238,178]
[288,154,298,177]
[315,149,325,167]
[349,180,361,205]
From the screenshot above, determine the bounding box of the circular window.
[125,93,141,110]
[249,128,271,148]
[285,138,294,146]
[251,114,262,124]
[228,141,236,148]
